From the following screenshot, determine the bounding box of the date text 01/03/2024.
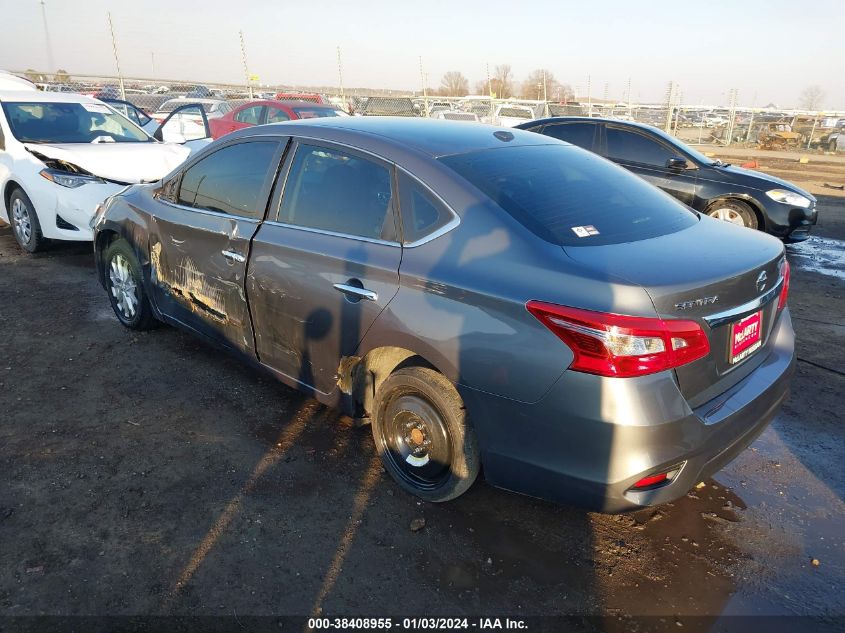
[307,617,528,630]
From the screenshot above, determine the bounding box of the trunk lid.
[563,216,785,407]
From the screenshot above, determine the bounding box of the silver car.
[92,118,794,512]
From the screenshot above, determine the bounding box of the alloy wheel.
[11,198,32,244]
[109,254,138,321]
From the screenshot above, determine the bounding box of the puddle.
[787,237,845,281]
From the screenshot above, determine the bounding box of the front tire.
[9,188,47,253]
[706,199,758,230]
[372,367,480,502]
[103,239,156,330]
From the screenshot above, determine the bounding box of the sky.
[1,0,843,109]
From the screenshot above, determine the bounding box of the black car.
[516,117,818,242]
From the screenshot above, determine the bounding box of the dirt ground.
[0,194,843,631]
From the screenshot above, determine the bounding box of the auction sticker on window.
[571,225,600,238]
[730,311,762,364]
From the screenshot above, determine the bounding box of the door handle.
[333,283,378,302]
[221,250,246,263]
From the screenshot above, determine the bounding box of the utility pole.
[40,1,55,74]
[239,30,253,98]
[107,12,126,100]
[542,69,548,117]
[664,81,676,133]
[150,52,155,77]
[626,77,632,114]
[486,63,494,120]
[419,56,428,117]
[336,46,345,108]
[587,75,592,117]
[725,88,738,146]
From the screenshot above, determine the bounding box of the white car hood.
[24,142,191,184]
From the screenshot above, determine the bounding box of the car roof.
[0,90,101,103]
[235,100,335,109]
[522,115,665,133]
[231,116,558,158]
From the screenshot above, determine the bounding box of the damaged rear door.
[149,137,284,354]
[247,141,401,395]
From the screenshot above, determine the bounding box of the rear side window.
[266,107,291,123]
[605,127,675,167]
[440,145,696,246]
[541,122,597,150]
[397,172,453,244]
[234,105,264,124]
[177,141,278,219]
[278,144,395,241]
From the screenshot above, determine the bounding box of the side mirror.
[666,156,688,170]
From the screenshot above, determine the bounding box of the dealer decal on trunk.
[730,311,762,364]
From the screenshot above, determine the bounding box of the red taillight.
[778,259,790,310]
[526,302,710,378]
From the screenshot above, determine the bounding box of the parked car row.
[0,89,802,512]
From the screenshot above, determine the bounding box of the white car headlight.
[40,169,103,188]
[766,189,811,208]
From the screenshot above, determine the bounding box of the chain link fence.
[10,70,845,151]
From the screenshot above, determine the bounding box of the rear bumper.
[461,309,795,513]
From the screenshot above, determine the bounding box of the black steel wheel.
[372,366,479,502]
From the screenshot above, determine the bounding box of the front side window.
[397,172,453,244]
[605,127,675,167]
[235,105,264,124]
[440,144,696,247]
[542,122,597,150]
[278,144,395,241]
[2,101,151,143]
[177,141,278,219]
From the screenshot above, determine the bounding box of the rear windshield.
[292,107,339,119]
[439,144,697,246]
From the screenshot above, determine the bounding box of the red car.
[208,100,342,139]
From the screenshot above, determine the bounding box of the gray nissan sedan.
[92,118,794,512]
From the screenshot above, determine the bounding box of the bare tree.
[493,64,513,99]
[520,69,560,100]
[24,69,46,83]
[799,85,824,110]
[440,71,469,97]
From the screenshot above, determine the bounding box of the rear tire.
[9,188,47,253]
[706,199,758,230]
[103,239,156,330]
[372,367,479,502]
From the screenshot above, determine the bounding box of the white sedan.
[0,91,195,252]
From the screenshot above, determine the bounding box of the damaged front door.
[149,138,283,354]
